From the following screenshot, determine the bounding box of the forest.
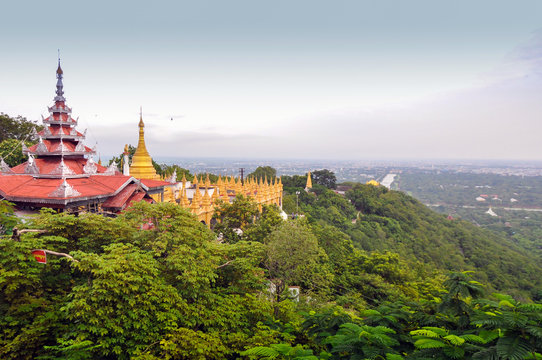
[1,166,542,359]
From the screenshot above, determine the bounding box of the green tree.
[213,196,260,243]
[249,166,277,180]
[0,113,41,142]
[472,293,542,360]
[0,200,18,235]
[264,220,331,307]
[439,271,484,329]
[244,204,284,243]
[325,323,401,359]
[0,138,34,167]
[410,327,485,359]
[312,169,337,189]
[241,343,319,360]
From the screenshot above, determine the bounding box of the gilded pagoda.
[127,118,284,227]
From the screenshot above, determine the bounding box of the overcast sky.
[1,0,542,160]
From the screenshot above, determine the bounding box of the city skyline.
[2,1,542,160]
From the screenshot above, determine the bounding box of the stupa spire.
[54,55,65,102]
[129,107,159,180]
[305,171,312,189]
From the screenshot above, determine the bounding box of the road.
[381,174,396,189]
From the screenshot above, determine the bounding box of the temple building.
[0,62,169,214]
[0,60,285,224]
[126,117,284,227]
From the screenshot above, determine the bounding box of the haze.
[1,0,542,160]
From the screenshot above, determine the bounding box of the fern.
[472,346,499,360]
[443,345,465,359]
[385,353,404,360]
[410,329,442,338]
[443,334,465,346]
[525,326,542,339]
[420,327,449,337]
[496,336,532,360]
[460,334,486,344]
[241,346,279,359]
[414,338,446,349]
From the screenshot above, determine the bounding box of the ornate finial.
[57,50,63,75]
[54,55,65,102]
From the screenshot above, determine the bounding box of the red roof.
[140,178,172,189]
[11,158,108,175]
[0,174,135,203]
[26,139,93,154]
[101,184,137,209]
[38,126,83,137]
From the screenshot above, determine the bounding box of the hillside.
[284,182,542,298]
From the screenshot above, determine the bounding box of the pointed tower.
[180,187,190,208]
[129,108,159,180]
[14,60,100,178]
[305,171,312,191]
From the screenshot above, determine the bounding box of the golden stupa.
[126,109,284,227]
[129,108,160,180]
[305,171,313,189]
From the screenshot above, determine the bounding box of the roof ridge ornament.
[104,162,119,175]
[49,178,81,198]
[0,157,13,174]
[50,158,75,176]
[35,136,49,154]
[30,127,39,140]
[24,154,40,174]
[74,141,86,152]
[83,157,97,174]
[57,138,69,153]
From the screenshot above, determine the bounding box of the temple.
[125,115,284,227]
[0,61,169,214]
[0,61,286,225]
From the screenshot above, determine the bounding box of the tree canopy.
[0,113,42,143]
[2,174,542,359]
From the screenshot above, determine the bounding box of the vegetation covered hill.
[1,167,542,358]
[282,176,542,299]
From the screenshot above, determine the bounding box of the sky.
[1,0,542,161]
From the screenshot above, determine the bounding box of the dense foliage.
[2,167,542,359]
[0,113,42,143]
[279,175,542,299]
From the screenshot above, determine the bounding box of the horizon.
[2,1,542,161]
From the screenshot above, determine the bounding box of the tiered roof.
[0,61,168,212]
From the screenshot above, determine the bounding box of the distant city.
[150,157,542,183]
